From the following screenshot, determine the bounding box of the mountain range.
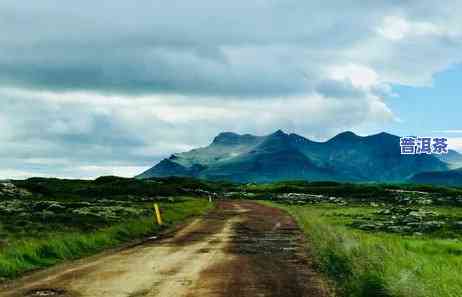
[410,168,462,186]
[137,130,462,184]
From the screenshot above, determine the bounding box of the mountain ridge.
[410,167,462,186]
[137,130,455,183]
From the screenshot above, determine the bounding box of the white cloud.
[377,16,411,41]
[377,16,445,41]
[328,64,379,88]
[448,138,462,152]
[0,169,55,180]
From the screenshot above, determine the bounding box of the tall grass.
[269,203,462,297]
[0,199,211,278]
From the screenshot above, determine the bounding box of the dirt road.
[1,201,330,297]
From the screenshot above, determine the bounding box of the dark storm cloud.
[0,94,146,163]
[0,0,395,96]
[2,1,460,96]
[0,45,310,96]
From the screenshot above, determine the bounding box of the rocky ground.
[0,183,31,199]
[222,191,347,205]
[273,193,347,205]
[350,206,462,235]
[0,198,153,247]
[387,189,462,206]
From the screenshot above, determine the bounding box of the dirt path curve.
[0,201,331,297]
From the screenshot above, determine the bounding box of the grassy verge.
[0,198,212,279]
[266,202,462,297]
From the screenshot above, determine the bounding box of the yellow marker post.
[154,203,163,225]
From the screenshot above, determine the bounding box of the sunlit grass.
[0,198,212,278]
[267,202,462,297]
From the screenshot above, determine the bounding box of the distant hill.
[137,130,450,183]
[436,150,462,169]
[410,168,462,186]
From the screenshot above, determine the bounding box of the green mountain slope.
[410,168,462,186]
[137,130,451,183]
[436,150,462,169]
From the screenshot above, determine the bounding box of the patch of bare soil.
[0,201,332,297]
[188,201,332,297]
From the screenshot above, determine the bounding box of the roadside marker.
[154,203,163,225]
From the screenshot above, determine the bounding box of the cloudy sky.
[1,0,462,179]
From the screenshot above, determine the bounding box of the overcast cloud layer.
[1,0,462,178]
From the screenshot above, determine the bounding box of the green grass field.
[0,198,212,279]
[268,203,462,297]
